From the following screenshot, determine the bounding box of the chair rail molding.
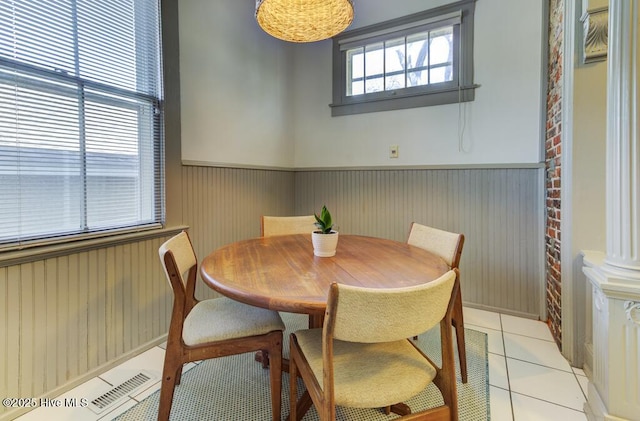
[582,1,640,420]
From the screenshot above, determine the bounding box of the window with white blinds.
[0,0,164,248]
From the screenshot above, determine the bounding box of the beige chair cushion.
[183,297,285,346]
[294,329,436,408]
[158,231,197,289]
[407,223,460,267]
[332,271,456,343]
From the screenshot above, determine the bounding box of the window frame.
[330,0,477,116]
[0,0,165,251]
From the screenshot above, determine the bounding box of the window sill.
[330,85,477,116]
[0,225,189,268]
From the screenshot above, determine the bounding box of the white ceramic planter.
[311,231,339,257]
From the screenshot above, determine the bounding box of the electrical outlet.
[389,145,399,158]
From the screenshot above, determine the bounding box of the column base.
[582,251,640,421]
[585,382,632,421]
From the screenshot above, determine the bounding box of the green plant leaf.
[321,206,332,229]
[314,205,333,233]
[314,214,324,231]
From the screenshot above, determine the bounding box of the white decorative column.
[582,1,640,420]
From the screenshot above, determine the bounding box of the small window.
[331,0,477,116]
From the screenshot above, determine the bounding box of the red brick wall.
[545,0,563,348]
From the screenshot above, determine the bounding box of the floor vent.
[88,371,155,414]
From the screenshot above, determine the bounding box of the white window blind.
[0,0,164,248]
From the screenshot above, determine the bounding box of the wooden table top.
[200,234,449,316]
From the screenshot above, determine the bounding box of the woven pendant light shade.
[255,0,354,43]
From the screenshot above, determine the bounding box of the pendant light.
[255,0,354,43]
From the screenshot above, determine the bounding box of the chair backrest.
[261,215,317,237]
[407,222,464,268]
[326,270,457,343]
[159,231,197,293]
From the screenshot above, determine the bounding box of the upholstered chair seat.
[293,329,436,408]
[182,297,285,346]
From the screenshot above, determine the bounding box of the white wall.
[572,0,607,239]
[179,0,295,168]
[179,0,545,168]
[572,66,606,253]
[291,0,546,168]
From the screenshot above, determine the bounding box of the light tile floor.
[466,308,588,421]
[15,307,588,421]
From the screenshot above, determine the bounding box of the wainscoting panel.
[1,165,542,419]
[0,235,174,420]
[181,165,296,299]
[294,168,544,316]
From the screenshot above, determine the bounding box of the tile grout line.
[509,390,586,414]
[504,355,573,373]
[574,371,588,400]
[499,314,517,421]
[502,330,556,343]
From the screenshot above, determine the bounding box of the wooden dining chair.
[407,222,467,383]
[261,214,319,336]
[158,231,285,421]
[289,269,460,421]
[261,215,317,237]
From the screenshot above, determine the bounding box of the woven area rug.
[116,313,489,420]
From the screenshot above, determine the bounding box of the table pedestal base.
[255,350,290,372]
[286,392,412,420]
[254,350,269,368]
[386,403,411,416]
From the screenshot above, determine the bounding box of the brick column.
[545,0,564,346]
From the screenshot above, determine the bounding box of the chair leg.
[157,360,181,421]
[438,318,459,421]
[289,349,298,421]
[322,396,337,421]
[295,391,314,421]
[452,286,468,383]
[268,335,282,421]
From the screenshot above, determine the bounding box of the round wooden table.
[200,234,449,327]
[200,234,450,417]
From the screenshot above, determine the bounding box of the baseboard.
[586,381,630,421]
[463,302,540,320]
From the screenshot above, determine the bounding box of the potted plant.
[311,205,339,257]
